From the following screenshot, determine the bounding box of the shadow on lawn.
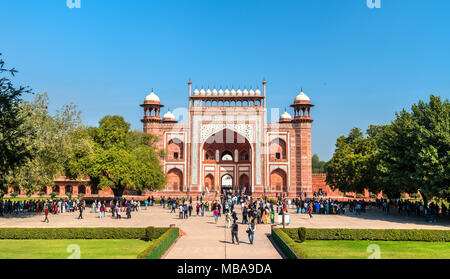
[293,207,450,227]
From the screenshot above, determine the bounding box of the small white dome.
[231,89,236,95]
[243,89,249,95]
[280,111,292,120]
[224,89,230,95]
[206,88,212,95]
[212,89,218,95]
[236,89,242,95]
[218,89,224,95]
[200,88,206,95]
[163,111,175,120]
[145,91,160,102]
[249,89,255,95]
[193,89,200,95]
[255,89,261,95]
[295,90,310,102]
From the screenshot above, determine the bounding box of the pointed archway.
[202,129,252,194]
[270,168,287,193]
[167,168,183,192]
[238,174,250,195]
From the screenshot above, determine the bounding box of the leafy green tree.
[377,95,449,203]
[68,115,166,197]
[0,54,35,194]
[312,154,327,173]
[326,127,380,195]
[5,93,83,194]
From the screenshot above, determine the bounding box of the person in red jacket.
[43,203,49,223]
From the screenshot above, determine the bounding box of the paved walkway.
[163,209,281,259]
[1,204,448,259]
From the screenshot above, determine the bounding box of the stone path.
[1,204,448,259]
[163,209,281,259]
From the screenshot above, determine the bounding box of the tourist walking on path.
[307,202,313,218]
[225,210,232,228]
[78,202,84,219]
[242,206,248,224]
[247,219,256,244]
[213,208,220,224]
[231,220,239,245]
[127,204,132,219]
[43,203,49,223]
[179,204,183,219]
[116,205,121,219]
[111,202,116,218]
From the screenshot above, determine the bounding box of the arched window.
[269,138,287,160]
[239,150,249,161]
[221,150,233,161]
[167,139,183,160]
[205,150,215,161]
[221,174,233,187]
[78,185,86,194]
[65,185,72,195]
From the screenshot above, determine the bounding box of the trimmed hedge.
[297,227,306,243]
[282,228,450,242]
[272,228,306,259]
[137,227,179,259]
[0,227,168,240]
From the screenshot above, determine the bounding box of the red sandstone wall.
[312,173,371,199]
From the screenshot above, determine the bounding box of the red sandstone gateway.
[140,80,314,199]
[7,81,372,200]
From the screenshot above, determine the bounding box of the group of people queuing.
[375,198,448,223]
[0,196,160,222]
[0,199,85,219]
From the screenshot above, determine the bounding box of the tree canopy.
[67,115,166,197]
[312,154,327,173]
[0,54,35,195]
[327,94,449,202]
[326,127,379,195]
[5,93,83,194]
[376,95,449,202]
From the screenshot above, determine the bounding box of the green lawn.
[293,240,450,259]
[0,239,152,259]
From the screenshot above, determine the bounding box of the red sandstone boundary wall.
[6,175,387,201]
[312,173,371,200]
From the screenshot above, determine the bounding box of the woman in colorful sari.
[262,209,269,224]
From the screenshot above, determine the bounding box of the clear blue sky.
[1,0,449,160]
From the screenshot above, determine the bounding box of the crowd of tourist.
[0,197,152,222]
[0,199,85,217]
[1,192,447,226]
[373,198,448,223]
